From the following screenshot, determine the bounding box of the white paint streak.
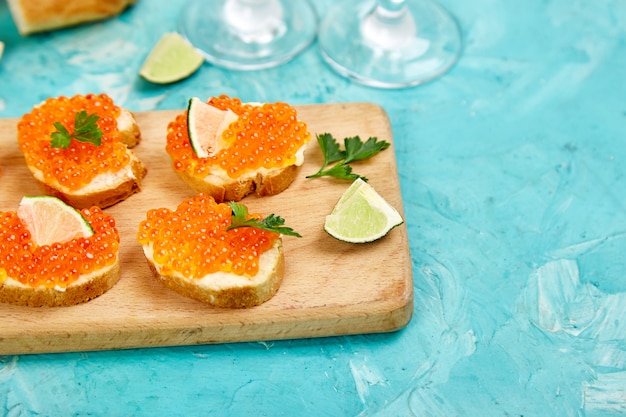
[592,343,626,370]
[583,371,626,413]
[532,259,599,335]
[584,294,626,342]
[349,359,387,404]
[0,356,18,380]
[136,94,169,111]
[547,236,608,260]
[84,73,133,106]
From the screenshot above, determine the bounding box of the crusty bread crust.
[7,0,136,35]
[30,149,147,209]
[117,108,142,148]
[174,164,300,203]
[0,257,120,307]
[145,240,285,308]
[255,165,300,197]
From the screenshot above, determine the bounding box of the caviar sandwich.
[137,193,300,308]
[166,95,311,202]
[17,94,147,209]
[0,196,121,307]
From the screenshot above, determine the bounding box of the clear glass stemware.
[179,0,317,70]
[318,0,462,88]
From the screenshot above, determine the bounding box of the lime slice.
[17,196,93,246]
[187,97,238,157]
[324,179,403,243]
[139,32,204,84]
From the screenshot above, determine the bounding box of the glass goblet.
[318,0,462,88]
[179,0,317,70]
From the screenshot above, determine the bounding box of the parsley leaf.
[306,133,389,181]
[343,136,390,164]
[317,133,346,169]
[50,110,103,149]
[315,162,361,181]
[227,202,302,238]
[50,123,71,148]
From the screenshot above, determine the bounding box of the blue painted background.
[1,0,626,415]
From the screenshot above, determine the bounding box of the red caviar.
[166,94,310,179]
[17,94,130,191]
[137,193,279,278]
[0,207,119,289]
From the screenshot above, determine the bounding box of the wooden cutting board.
[0,102,413,355]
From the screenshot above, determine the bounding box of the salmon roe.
[0,207,119,289]
[166,94,311,179]
[137,193,279,278]
[17,94,130,191]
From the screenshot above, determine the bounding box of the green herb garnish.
[306,133,390,181]
[50,110,103,149]
[227,202,302,238]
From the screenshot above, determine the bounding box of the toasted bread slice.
[173,164,300,203]
[29,150,146,209]
[143,237,284,308]
[7,0,136,35]
[0,256,120,307]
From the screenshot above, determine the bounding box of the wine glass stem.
[361,0,416,49]
[223,0,285,43]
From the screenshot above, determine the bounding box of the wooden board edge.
[0,295,414,355]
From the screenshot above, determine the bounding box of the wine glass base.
[179,0,317,70]
[319,0,462,88]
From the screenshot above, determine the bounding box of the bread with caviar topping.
[0,202,121,307]
[0,259,120,307]
[7,0,136,35]
[137,193,286,308]
[17,94,147,209]
[166,95,311,203]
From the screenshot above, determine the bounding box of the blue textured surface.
[1,0,626,415]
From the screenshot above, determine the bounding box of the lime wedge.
[139,32,204,84]
[187,97,238,158]
[17,196,93,246]
[324,179,403,243]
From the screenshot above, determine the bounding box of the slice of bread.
[143,239,284,308]
[29,150,146,209]
[7,0,136,35]
[0,256,120,307]
[174,164,300,203]
[20,101,147,209]
[166,96,310,202]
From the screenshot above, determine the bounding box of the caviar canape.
[137,193,300,308]
[17,94,146,209]
[0,196,120,307]
[166,94,311,202]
